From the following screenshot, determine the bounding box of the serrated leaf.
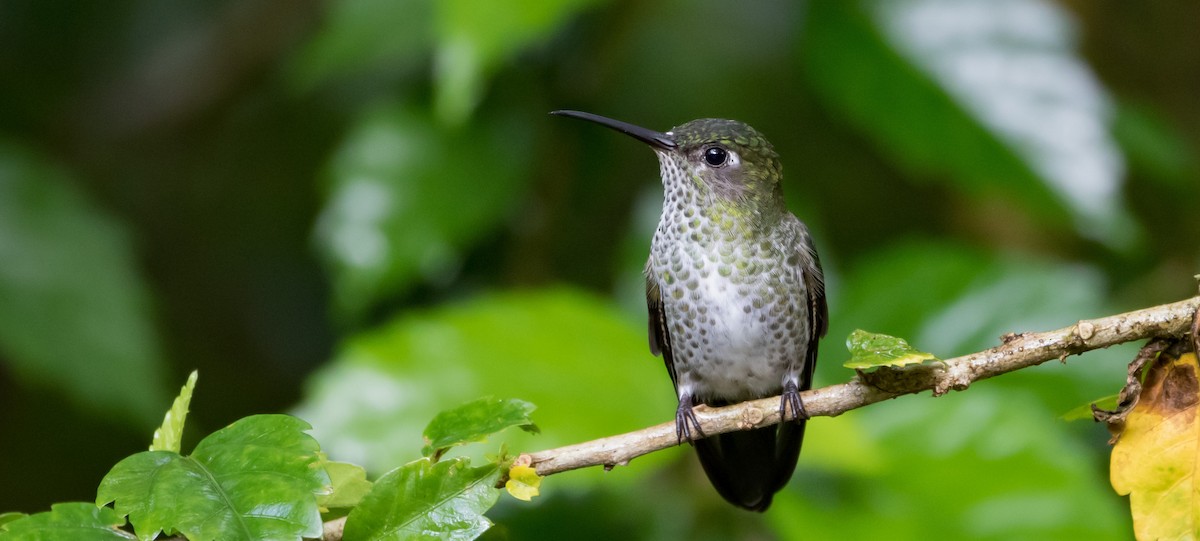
[97,415,329,541]
[95,451,176,540]
[0,503,133,540]
[422,397,537,458]
[1111,351,1200,540]
[504,464,541,502]
[1059,394,1119,422]
[320,461,373,511]
[0,142,167,426]
[343,458,501,541]
[150,371,197,452]
[843,329,937,370]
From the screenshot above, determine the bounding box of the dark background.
[1,0,1197,538]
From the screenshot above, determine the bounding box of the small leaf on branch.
[342,458,501,541]
[97,415,329,541]
[504,464,542,502]
[150,370,197,452]
[1110,346,1200,540]
[319,461,373,511]
[842,329,938,370]
[0,502,133,540]
[422,397,538,459]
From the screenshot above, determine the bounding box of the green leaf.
[843,329,938,370]
[294,288,673,481]
[313,104,534,320]
[1060,394,1119,422]
[343,458,502,541]
[150,371,197,452]
[0,503,134,540]
[97,415,329,541]
[423,397,537,458]
[0,513,25,528]
[95,451,176,540]
[0,142,167,426]
[802,0,1131,245]
[320,461,373,510]
[432,0,601,125]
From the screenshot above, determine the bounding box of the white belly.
[666,265,799,403]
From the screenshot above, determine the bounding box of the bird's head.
[552,111,785,209]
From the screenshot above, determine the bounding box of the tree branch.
[519,295,1200,477]
[319,295,1199,540]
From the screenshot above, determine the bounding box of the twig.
[323,517,346,540]
[518,296,1200,477]
[1090,338,1169,426]
[318,295,1200,540]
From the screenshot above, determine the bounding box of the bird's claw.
[780,380,808,423]
[675,394,705,445]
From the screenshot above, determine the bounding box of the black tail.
[694,419,804,511]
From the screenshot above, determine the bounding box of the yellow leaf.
[504,464,542,502]
[1111,350,1200,540]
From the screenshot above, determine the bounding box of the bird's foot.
[780,380,809,423]
[675,394,705,445]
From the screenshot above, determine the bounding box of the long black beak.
[550,110,676,150]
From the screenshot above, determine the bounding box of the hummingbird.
[552,110,828,511]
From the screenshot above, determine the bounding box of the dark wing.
[645,260,679,390]
[797,222,828,390]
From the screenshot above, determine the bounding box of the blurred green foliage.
[2,0,1199,539]
[314,104,534,318]
[0,143,166,425]
[294,289,674,479]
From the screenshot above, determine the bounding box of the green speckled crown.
[664,118,785,210]
[670,119,782,174]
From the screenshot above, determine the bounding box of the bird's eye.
[703,147,728,167]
